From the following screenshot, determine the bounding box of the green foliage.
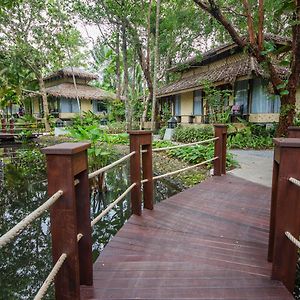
[106,121,126,134]
[228,124,275,149]
[202,81,232,124]
[72,111,101,127]
[104,133,129,145]
[108,100,125,122]
[68,124,116,171]
[152,140,174,148]
[172,125,214,143]
[293,112,300,126]
[161,103,172,122]
[167,144,237,170]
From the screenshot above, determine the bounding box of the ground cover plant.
[172,123,275,150]
[227,124,275,149]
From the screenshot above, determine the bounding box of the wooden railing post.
[268,138,300,293]
[287,126,300,138]
[1,118,6,133]
[128,131,153,215]
[214,124,227,176]
[43,142,92,300]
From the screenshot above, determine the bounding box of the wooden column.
[287,126,300,138]
[268,138,300,293]
[43,142,92,300]
[214,124,227,176]
[1,119,6,133]
[9,119,14,134]
[128,131,153,215]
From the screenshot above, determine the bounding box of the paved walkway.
[229,150,273,187]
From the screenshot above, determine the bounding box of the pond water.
[0,142,181,299]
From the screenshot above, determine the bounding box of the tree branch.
[258,0,264,51]
[193,0,246,47]
[242,0,256,46]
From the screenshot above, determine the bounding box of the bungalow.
[157,35,300,124]
[31,67,118,120]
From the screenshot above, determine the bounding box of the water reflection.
[0,145,181,299]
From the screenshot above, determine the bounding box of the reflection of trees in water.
[0,168,54,299]
[0,151,182,299]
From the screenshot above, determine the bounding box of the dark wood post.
[287,126,300,138]
[1,119,6,133]
[268,138,300,293]
[128,131,153,215]
[214,124,227,176]
[9,119,14,134]
[43,142,92,300]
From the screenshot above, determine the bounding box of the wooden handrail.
[268,138,300,293]
[1,124,228,299]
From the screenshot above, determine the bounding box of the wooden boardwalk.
[81,174,293,299]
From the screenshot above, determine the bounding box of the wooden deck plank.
[81,174,294,299]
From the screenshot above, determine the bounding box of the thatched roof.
[168,34,291,73]
[45,83,117,101]
[44,67,98,82]
[157,56,288,97]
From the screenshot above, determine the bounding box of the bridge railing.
[0,124,227,300]
[268,131,300,294]
[1,118,45,134]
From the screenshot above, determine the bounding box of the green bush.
[172,125,214,143]
[152,140,174,149]
[106,122,126,134]
[228,124,275,149]
[167,144,237,170]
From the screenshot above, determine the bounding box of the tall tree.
[0,0,84,131]
[151,0,161,130]
[192,0,300,136]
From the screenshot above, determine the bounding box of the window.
[193,90,202,115]
[174,94,181,116]
[93,100,107,113]
[234,80,249,114]
[60,98,80,113]
[251,78,280,114]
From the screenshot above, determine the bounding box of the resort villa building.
[31,67,118,120]
[157,35,300,125]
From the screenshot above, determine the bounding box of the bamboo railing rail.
[1,125,228,299]
[288,176,300,187]
[91,183,136,227]
[285,231,300,249]
[141,157,218,184]
[0,190,63,248]
[34,253,67,300]
[152,137,218,152]
[88,151,135,179]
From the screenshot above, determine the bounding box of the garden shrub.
[167,144,237,170]
[228,124,275,149]
[172,125,214,143]
[106,122,126,134]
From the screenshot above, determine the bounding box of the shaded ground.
[229,149,273,187]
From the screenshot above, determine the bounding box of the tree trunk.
[37,75,50,132]
[115,26,121,99]
[151,0,161,131]
[193,0,300,136]
[276,0,300,136]
[121,20,131,130]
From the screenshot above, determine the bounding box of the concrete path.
[229,149,274,187]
